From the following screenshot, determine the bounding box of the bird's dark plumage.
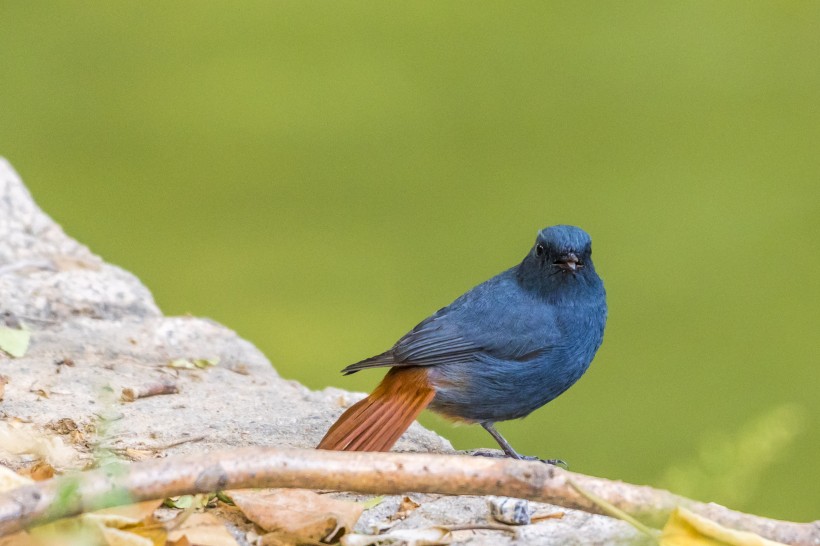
[318,225,607,459]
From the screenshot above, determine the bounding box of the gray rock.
[0,157,645,545]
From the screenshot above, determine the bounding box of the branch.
[0,447,815,544]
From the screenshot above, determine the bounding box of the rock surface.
[0,158,646,544]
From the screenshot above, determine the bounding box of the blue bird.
[318,225,607,462]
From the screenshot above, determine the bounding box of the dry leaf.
[124,525,168,546]
[29,500,166,546]
[166,512,239,546]
[90,500,165,527]
[258,533,305,546]
[0,375,8,401]
[0,532,36,546]
[46,418,79,435]
[228,488,363,543]
[389,496,421,521]
[661,507,787,546]
[99,526,155,546]
[20,460,55,481]
[0,464,33,492]
[29,517,107,546]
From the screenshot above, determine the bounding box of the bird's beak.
[555,253,580,271]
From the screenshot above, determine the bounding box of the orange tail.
[317,367,435,452]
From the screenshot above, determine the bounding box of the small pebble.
[488,496,531,525]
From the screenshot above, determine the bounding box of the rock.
[0,157,451,467]
[0,158,646,545]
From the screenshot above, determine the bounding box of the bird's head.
[518,225,601,297]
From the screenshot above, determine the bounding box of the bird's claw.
[468,449,568,468]
[542,458,568,468]
[516,454,568,468]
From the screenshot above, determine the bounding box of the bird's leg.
[478,422,567,467]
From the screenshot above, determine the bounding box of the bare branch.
[0,447,815,544]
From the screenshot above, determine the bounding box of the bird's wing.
[341,311,480,374]
[342,270,560,375]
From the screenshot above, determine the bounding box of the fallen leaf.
[30,500,166,546]
[389,496,421,521]
[259,533,304,546]
[215,491,235,505]
[0,327,30,358]
[20,460,55,481]
[193,358,218,369]
[661,507,787,546]
[168,359,197,370]
[29,387,48,399]
[0,421,78,468]
[360,496,385,510]
[99,526,155,546]
[227,488,363,544]
[29,519,106,546]
[46,418,79,435]
[122,524,168,546]
[167,358,219,370]
[0,465,33,492]
[164,494,209,510]
[398,496,420,513]
[0,532,36,546]
[90,499,165,527]
[165,496,194,509]
[166,512,239,546]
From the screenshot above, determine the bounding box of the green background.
[1,2,817,521]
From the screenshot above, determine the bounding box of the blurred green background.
[1,2,817,521]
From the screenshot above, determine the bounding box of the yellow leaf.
[99,526,154,546]
[0,327,30,358]
[360,495,384,510]
[661,507,787,546]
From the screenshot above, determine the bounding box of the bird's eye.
[535,244,545,257]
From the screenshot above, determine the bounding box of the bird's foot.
[512,453,568,468]
[524,455,568,468]
[467,449,568,468]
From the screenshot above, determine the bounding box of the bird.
[317,225,607,462]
